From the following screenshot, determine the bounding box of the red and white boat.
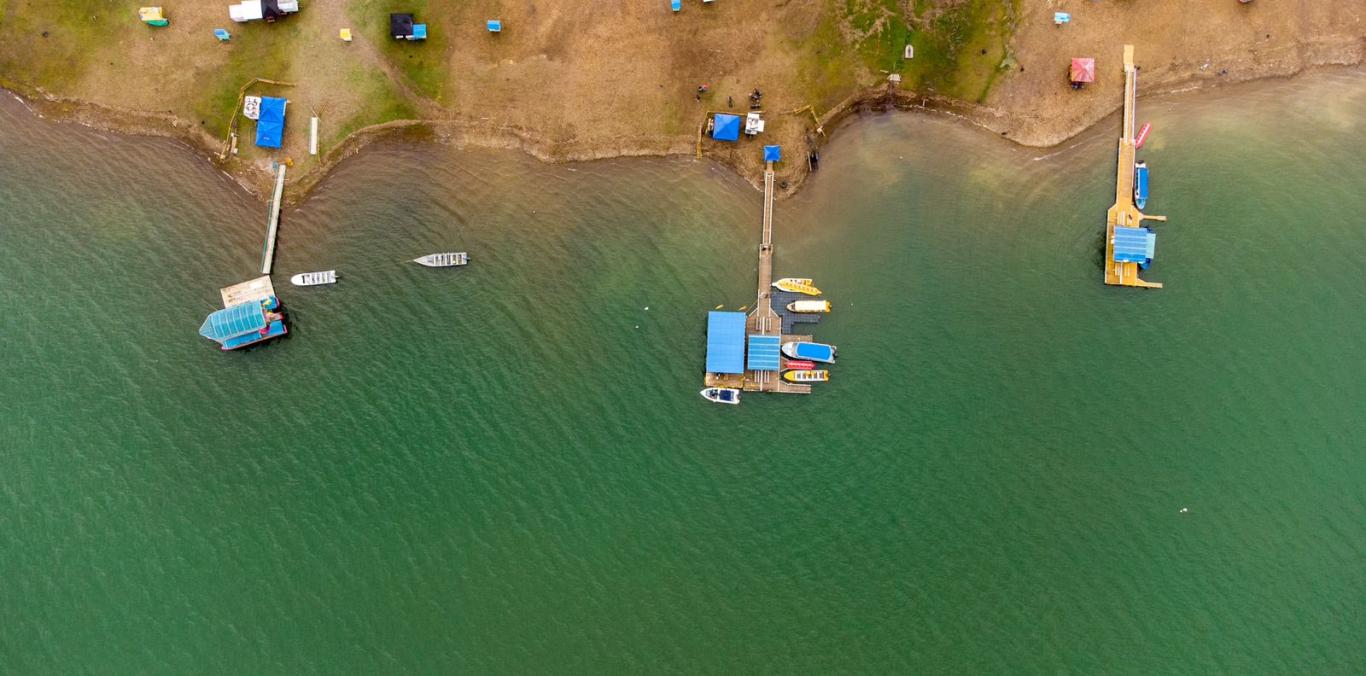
[784,360,816,370]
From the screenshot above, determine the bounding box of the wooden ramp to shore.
[1104,45,1167,289]
[260,163,286,275]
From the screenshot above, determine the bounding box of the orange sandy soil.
[1,0,1362,200]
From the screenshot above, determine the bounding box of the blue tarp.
[413,23,427,39]
[487,19,501,32]
[712,114,741,142]
[1113,226,1156,267]
[763,145,781,162]
[255,96,287,149]
[671,0,681,11]
[200,302,267,343]
[706,311,746,374]
[746,335,781,372]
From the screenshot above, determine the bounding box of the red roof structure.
[1070,58,1096,83]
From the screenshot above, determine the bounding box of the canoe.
[786,300,831,313]
[784,360,816,370]
[781,341,836,363]
[413,252,469,268]
[772,277,822,296]
[700,387,740,405]
[783,369,829,383]
[290,270,337,286]
[1135,122,1152,148]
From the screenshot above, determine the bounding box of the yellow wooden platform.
[1104,45,1166,289]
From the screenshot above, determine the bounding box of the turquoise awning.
[200,302,266,343]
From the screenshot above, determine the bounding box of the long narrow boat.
[1134,161,1150,210]
[781,341,837,363]
[412,252,469,268]
[699,387,741,405]
[1134,122,1152,149]
[786,300,831,314]
[782,369,829,383]
[771,277,822,296]
[783,360,816,370]
[290,270,337,286]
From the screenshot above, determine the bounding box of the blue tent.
[487,19,502,32]
[746,335,781,372]
[199,302,266,344]
[413,23,427,40]
[255,96,287,149]
[763,145,781,162]
[1113,226,1156,269]
[706,311,746,374]
[712,114,741,142]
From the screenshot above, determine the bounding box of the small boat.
[1135,122,1152,149]
[772,277,822,296]
[784,360,816,370]
[700,387,740,405]
[412,252,469,268]
[781,341,837,363]
[1134,160,1150,210]
[786,300,831,314]
[290,270,337,286]
[783,369,829,383]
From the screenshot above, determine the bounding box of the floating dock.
[1104,45,1168,288]
[703,160,813,395]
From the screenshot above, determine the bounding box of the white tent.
[229,1,263,22]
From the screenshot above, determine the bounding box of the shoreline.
[5,59,1361,205]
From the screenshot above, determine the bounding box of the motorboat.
[781,341,837,363]
[782,369,829,383]
[700,387,741,405]
[772,278,822,296]
[786,300,831,313]
[290,270,337,286]
[1134,160,1150,210]
[413,252,469,268]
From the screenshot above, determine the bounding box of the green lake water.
[2,71,1364,673]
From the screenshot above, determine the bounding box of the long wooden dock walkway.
[1104,45,1166,289]
[704,160,812,394]
[260,163,286,275]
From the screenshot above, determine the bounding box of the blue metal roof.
[712,114,741,142]
[255,96,287,148]
[746,334,781,372]
[763,145,781,162]
[200,302,267,343]
[1113,226,1155,264]
[705,311,746,374]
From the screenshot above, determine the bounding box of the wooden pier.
[704,161,813,395]
[1104,45,1167,289]
[260,163,286,275]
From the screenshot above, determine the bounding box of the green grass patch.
[901,0,1016,102]
[844,0,912,75]
[346,0,457,101]
[0,0,131,91]
[191,21,299,138]
[794,10,863,111]
[326,61,417,146]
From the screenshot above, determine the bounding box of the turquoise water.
[2,71,1365,673]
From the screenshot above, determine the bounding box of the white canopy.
[229,1,263,22]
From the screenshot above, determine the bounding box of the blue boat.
[781,341,837,363]
[1134,160,1150,210]
[199,295,287,351]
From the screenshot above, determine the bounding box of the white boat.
[289,270,337,286]
[781,341,837,363]
[412,252,469,268]
[786,300,831,313]
[700,387,741,405]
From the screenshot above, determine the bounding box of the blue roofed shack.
[763,145,781,162]
[712,114,741,142]
[746,334,781,372]
[706,311,746,374]
[1112,226,1156,269]
[255,96,287,148]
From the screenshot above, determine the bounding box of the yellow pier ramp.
[1105,45,1167,289]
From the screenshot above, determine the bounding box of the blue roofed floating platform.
[1104,45,1168,289]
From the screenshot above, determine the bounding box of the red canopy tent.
[1069,58,1096,84]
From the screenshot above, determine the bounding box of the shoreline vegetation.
[1,1,1361,203]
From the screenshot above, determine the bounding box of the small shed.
[763,145,781,162]
[706,311,746,374]
[255,96,287,149]
[1070,57,1096,85]
[712,113,741,142]
[1112,226,1157,269]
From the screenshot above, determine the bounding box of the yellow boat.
[772,277,822,296]
[786,300,831,313]
[783,369,829,383]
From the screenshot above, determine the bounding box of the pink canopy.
[1070,58,1096,83]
